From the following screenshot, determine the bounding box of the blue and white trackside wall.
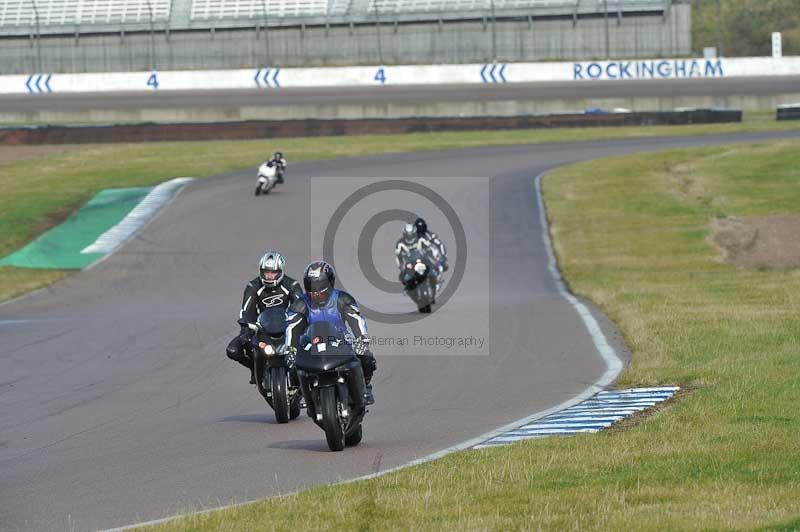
[1,56,799,94]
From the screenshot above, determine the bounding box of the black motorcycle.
[295,322,367,451]
[399,248,438,313]
[240,308,302,423]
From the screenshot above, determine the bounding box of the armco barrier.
[0,110,742,145]
[0,57,799,94]
[777,104,800,121]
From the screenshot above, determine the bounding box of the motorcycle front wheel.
[270,366,290,423]
[320,386,345,451]
[254,185,262,196]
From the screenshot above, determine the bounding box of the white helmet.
[402,223,417,244]
[259,249,285,287]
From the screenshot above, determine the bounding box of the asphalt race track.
[1,76,799,112]
[1,131,799,532]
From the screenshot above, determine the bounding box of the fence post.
[603,0,610,58]
[146,0,157,70]
[490,0,497,62]
[714,0,722,55]
[31,0,42,72]
[261,0,271,65]
[374,0,384,65]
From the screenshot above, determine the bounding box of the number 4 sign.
[147,72,159,90]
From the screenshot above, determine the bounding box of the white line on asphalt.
[81,178,194,255]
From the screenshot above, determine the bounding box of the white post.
[772,32,782,58]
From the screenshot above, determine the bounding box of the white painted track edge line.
[82,178,194,255]
[99,169,625,532]
[84,178,194,272]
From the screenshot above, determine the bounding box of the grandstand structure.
[0,0,672,35]
[0,0,687,73]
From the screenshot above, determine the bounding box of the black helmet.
[304,261,335,307]
[414,217,427,237]
[273,151,283,159]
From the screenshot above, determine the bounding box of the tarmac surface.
[1,130,799,531]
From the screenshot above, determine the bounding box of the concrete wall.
[3,92,797,126]
[0,5,690,74]
[0,110,742,145]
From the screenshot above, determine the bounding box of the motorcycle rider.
[394,220,447,277]
[271,151,287,183]
[394,223,422,268]
[414,217,448,273]
[284,261,377,405]
[226,250,303,384]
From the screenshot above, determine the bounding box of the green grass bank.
[133,139,800,531]
[2,114,799,302]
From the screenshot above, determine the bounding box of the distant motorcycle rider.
[414,217,448,273]
[226,250,303,384]
[394,219,448,275]
[284,261,377,405]
[270,151,287,183]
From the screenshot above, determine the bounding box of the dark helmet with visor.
[414,217,427,237]
[303,260,336,307]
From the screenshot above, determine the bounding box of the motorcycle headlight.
[414,262,427,275]
[261,343,275,355]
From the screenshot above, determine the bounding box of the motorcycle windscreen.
[257,308,288,337]
[406,249,429,264]
[295,353,356,372]
[301,322,350,350]
[296,321,356,371]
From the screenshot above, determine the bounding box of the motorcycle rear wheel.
[270,366,290,423]
[289,394,301,420]
[320,386,345,451]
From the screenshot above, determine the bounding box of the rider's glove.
[353,336,370,356]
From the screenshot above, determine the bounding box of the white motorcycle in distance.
[255,161,278,196]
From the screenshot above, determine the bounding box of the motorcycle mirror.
[247,323,259,332]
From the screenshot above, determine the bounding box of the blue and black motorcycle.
[294,321,368,451]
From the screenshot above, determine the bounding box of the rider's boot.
[364,384,375,405]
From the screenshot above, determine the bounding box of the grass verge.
[134,139,800,530]
[1,115,799,303]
